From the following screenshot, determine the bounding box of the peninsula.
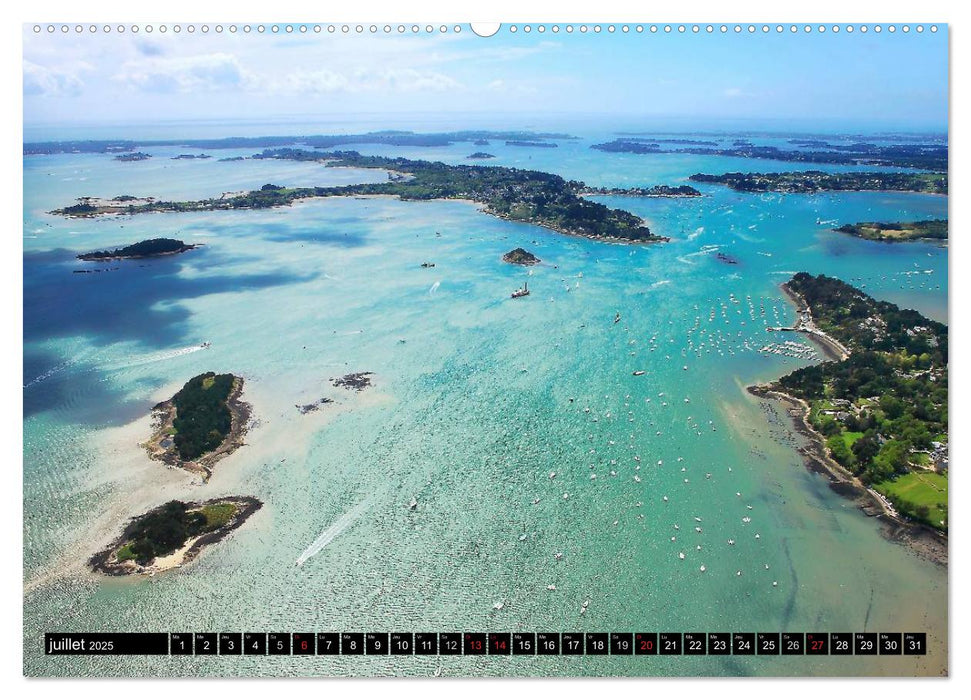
[580,184,702,197]
[833,219,947,243]
[89,497,262,575]
[144,372,250,480]
[689,171,947,195]
[52,151,685,243]
[752,273,947,533]
[77,237,198,261]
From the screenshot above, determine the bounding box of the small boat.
[511,281,530,298]
[614,312,621,324]
[632,370,645,376]
[408,497,418,511]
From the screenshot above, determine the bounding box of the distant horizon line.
[22,122,949,143]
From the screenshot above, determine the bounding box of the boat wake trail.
[99,343,210,372]
[24,349,95,390]
[296,497,374,567]
[428,281,441,295]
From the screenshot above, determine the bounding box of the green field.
[199,502,238,529]
[841,431,864,449]
[875,472,948,530]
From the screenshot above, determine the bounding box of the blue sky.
[23,25,949,133]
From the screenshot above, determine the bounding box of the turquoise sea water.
[23,125,947,677]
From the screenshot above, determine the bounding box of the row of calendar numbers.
[174,632,926,656]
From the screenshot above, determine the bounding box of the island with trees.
[467,152,496,159]
[144,372,251,480]
[590,140,662,154]
[689,171,947,195]
[77,237,199,261]
[612,136,720,146]
[751,273,947,534]
[505,140,558,148]
[52,150,691,244]
[89,497,262,575]
[592,139,948,171]
[833,219,947,243]
[502,248,541,265]
[113,152,152,162]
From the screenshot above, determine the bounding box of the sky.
[22,25,949,136]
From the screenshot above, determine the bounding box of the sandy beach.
[777,282,851,361]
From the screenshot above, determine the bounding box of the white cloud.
[362,68,461,93]
[23,59,90,97]
[255,67,461,95]
[113,53,251,93]
[279,69,349,93]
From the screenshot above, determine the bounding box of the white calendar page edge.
[4,0,964,698]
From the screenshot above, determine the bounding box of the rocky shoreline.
[748,384,947,568]
[89,496,263,576]
[142,377,251,481]
[331,372,374,392]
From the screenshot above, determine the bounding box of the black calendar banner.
[46,632,927,656]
